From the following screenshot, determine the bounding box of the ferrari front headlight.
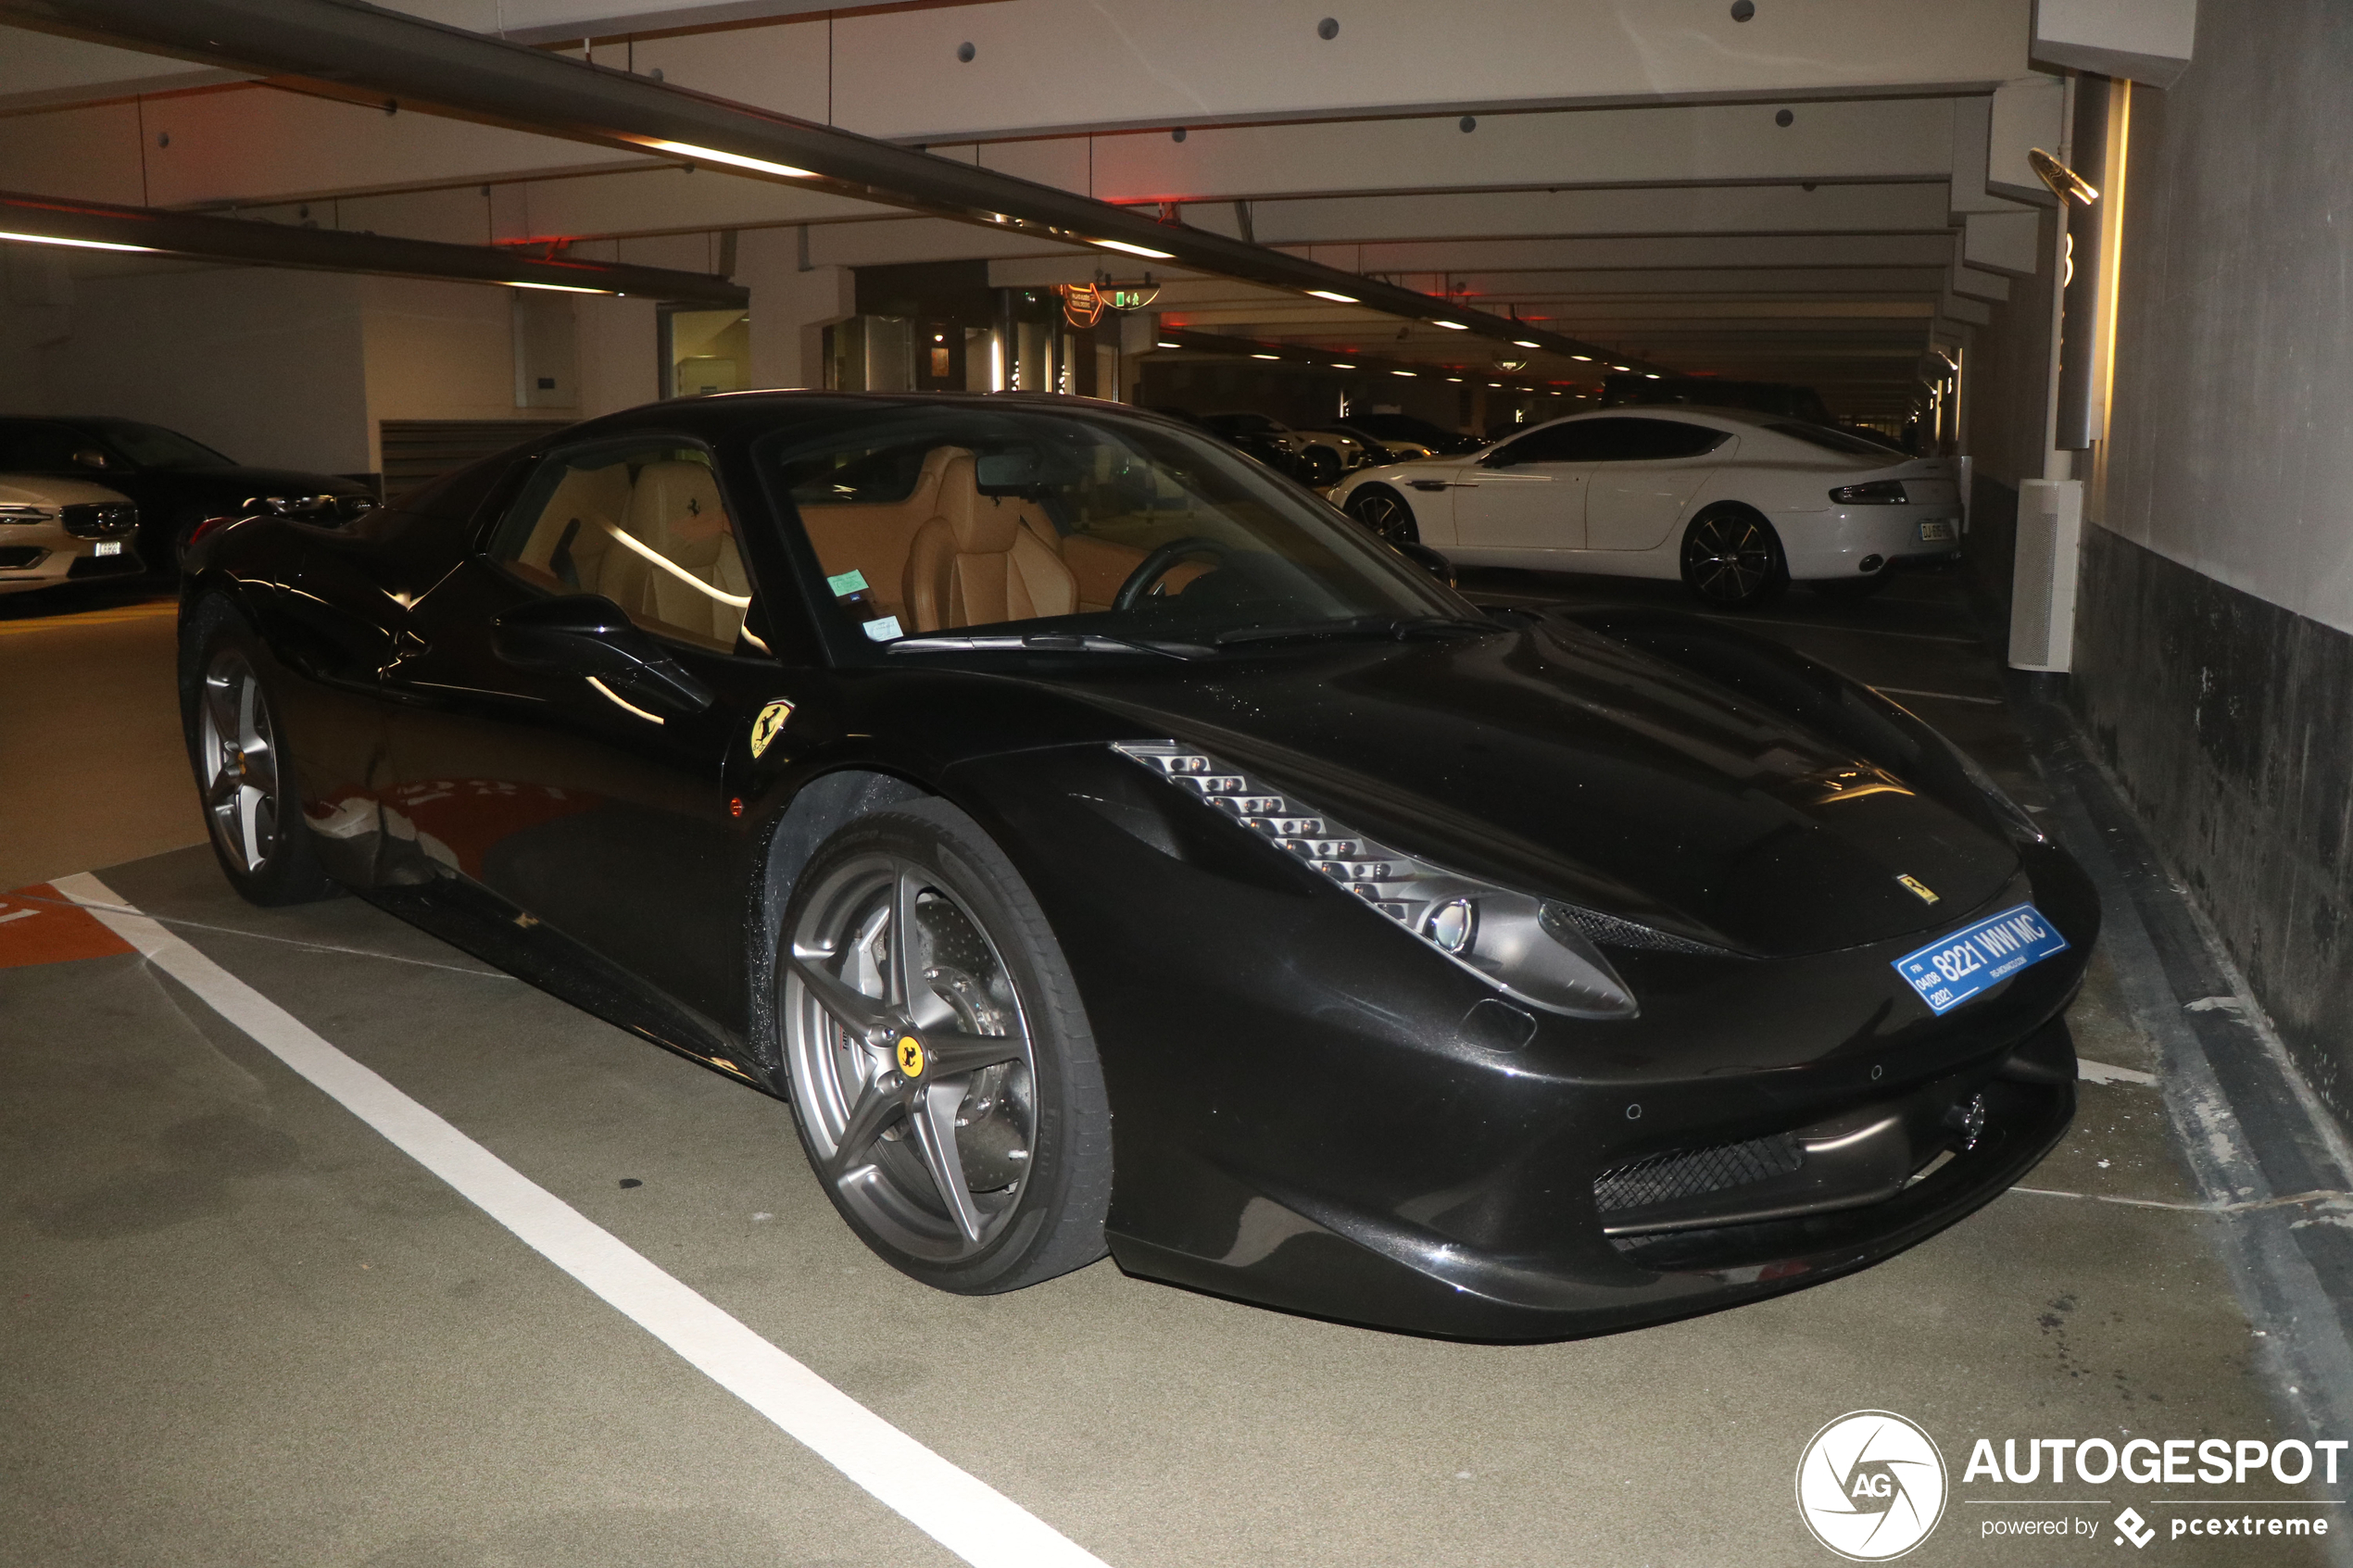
[1114,741,1640,1019]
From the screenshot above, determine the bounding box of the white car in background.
[1334,407,1960,608]
[0,476,142,596]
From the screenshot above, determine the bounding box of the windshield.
[89,420,233,469]
[758,404,1476,655]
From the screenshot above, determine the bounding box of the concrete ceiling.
[0,0,2074,418]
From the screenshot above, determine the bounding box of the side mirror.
[72,447,111,470]
[492,595,714,714]
[1394,541,1457,588]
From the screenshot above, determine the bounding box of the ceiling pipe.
[0,0,1660,373]
[0,187,749,303]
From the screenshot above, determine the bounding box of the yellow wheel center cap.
[895,1035,925,1078]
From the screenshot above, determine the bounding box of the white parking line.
[54,872,1110,1568]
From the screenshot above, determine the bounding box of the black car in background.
[177,391,2094,1338]
[0,416,376,578]
[1328,411,1484,458]
[1142,406,1319,485]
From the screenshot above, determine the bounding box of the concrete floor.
[2,568,2341,1567]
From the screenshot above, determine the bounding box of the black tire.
[1812,570,1894,602]
[1347,485,1419,545]
[1301,445,1341,488]
[180,598,335,906]
[1680,506,1788,609]
[775,798,1112,1294]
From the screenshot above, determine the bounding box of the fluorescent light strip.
[1571,355,1593,362]
[1432,320,1468,331]
[1391,370,1417,378]
[1306,290,1359,304]
[1513,340,1540,348]
[1095,238,1176,259]
[510,280,610,294]
[0,230,155,253]
[1251,353,1279,360]
[1328,362,1354,369]
[633,137,816,180]
[1155,341,1181,349]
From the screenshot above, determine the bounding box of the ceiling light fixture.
[1306,289,1359,304]
[1096,238,1177,259]
[1513,340,1540,348]
[1432,320,1468,331]
[630,138,816,179]
[1155,340,1182,348]
[510,279,610,293]
[1329,362,1355,369]
[1391,370,1417,377]
[1252,353,1279,360]
[0,230,156,253]
[1570,354,1593,362]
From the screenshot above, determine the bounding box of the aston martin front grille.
[1593,1132,1805,1215]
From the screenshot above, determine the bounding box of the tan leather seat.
[796,445,968,625]
[901,454,1077,632]
[602,460,748,645]
[514,461,633,592]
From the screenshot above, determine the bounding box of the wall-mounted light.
[629,138,816,180]
[1306,289,1359,304]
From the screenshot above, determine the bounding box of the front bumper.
[0,527,145,596]
[1777,505,1962,581]
[948,746,2095,1340]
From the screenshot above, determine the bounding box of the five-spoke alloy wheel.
[1346,485,1418,546]
[779,802,1111,1291]
[183,612,333,906]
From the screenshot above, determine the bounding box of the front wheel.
[1680,507,1788,609]
[185,614,334,906]
[777,799,1112,1294]
[1346,485,1419,545]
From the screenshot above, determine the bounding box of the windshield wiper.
[1213,614,1498,647]
[887,632,1202,659]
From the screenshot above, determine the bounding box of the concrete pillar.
[738,227,854,391]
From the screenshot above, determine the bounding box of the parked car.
[1335,407,1962,608]
[1329,411,1483,458]
[1143,406,1317,485]
[0,416,376,577]
[178,390,2091,1339]
[0,476,143,596]
[1198,411,1373,486]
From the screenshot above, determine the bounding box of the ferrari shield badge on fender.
[1896,873,1939,904]
[749,699,794,759]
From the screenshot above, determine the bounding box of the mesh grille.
[1543,902,1728,957]
[1593,1131,1805,1215]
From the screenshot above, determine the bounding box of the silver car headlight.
[1114,741,1643,1019]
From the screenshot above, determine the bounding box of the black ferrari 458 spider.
[178,391,2095,1339]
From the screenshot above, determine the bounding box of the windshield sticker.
[749,699,794,759]
[862,616,903,643]
[1893,904,2069,1015]
[826,569,869,597]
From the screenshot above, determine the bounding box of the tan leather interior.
[794,445,967,625]
[504,455,748,649]
[901,453,1078,632]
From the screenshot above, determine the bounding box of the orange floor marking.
[0,884,137,969]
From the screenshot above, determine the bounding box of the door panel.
[1587,446,1735,551]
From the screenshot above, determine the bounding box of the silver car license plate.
[1918,520,1954,543]
[94,540,122,557]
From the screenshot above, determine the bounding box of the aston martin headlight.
[1114,741,1640,1019]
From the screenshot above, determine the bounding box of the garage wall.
[2071,0,2353,1122]
[18,266,373,476]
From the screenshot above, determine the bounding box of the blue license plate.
[1893,904,2069,1015]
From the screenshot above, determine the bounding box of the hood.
[0,474,132,507]
[1042,622,2017,959]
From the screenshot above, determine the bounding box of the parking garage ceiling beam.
[0,184,749,302]
[0,0,1665,374]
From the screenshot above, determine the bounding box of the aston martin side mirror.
[1395,541,1457,587]
[493,594,714,713]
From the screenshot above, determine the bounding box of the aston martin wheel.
[185,610,333,906]
[777,799,1112,1293]
[1680,506,1788,609]
[1347,485,1419,545]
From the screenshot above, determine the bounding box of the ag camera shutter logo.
[1796,1411,1948,1561]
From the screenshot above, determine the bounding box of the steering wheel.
[1114,536,1229,612]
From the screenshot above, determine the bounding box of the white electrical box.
[2009,478,2084,671]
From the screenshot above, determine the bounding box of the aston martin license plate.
[1918,520,1955,543]
[1894,904,2068,1015]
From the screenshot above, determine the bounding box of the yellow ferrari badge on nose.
[895,1035,925,1078]
[749,698,794,759]
[1897,873,1940,904]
